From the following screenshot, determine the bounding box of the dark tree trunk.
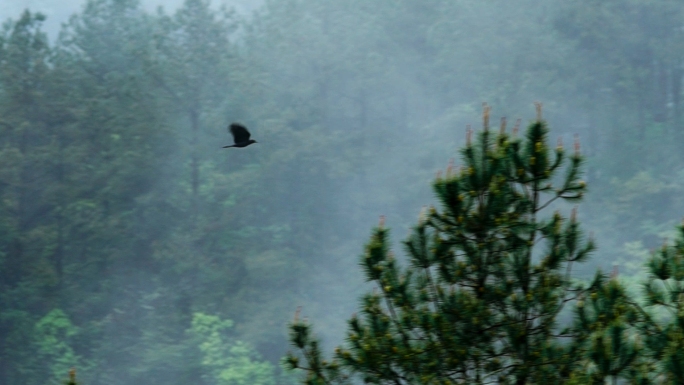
[190,108,200,221]
[672,61,683,138]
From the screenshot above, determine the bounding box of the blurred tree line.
[1,0,684,384]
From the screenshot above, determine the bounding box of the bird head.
[250,140,258,144]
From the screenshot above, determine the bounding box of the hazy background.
[2,0,684,384]
[2,0,263,37]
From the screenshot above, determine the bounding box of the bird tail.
[222,145,235,148]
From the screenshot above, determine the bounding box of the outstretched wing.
[229,123,251,143]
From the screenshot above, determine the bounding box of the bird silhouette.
[223,123,258,148]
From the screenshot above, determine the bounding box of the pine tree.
[0,11,61,384]
[285,104,596,384]
[146,0,237,220]
[566,273,646,384]
[640,221,684,383]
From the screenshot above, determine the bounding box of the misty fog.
[2,0,684,384]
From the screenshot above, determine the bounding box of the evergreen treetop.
[285,104,597,384]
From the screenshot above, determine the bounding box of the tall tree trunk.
[654,60,668,123]
[672,61,682,139]
[190,108,200,222]
[54,130,65,289]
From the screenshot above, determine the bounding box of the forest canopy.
[2,0,684,384]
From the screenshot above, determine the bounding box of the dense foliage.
[2,0,684,384]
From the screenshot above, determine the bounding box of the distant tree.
[34,309,85,385]
[556,0,684,167]
[493,0,684,270]
[188,312,276,385]
[285,105,599,384]
[0,10,58,385]
[147,0,237,219]
[0,1,180,380]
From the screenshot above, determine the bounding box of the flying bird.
[223,123,258,148]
